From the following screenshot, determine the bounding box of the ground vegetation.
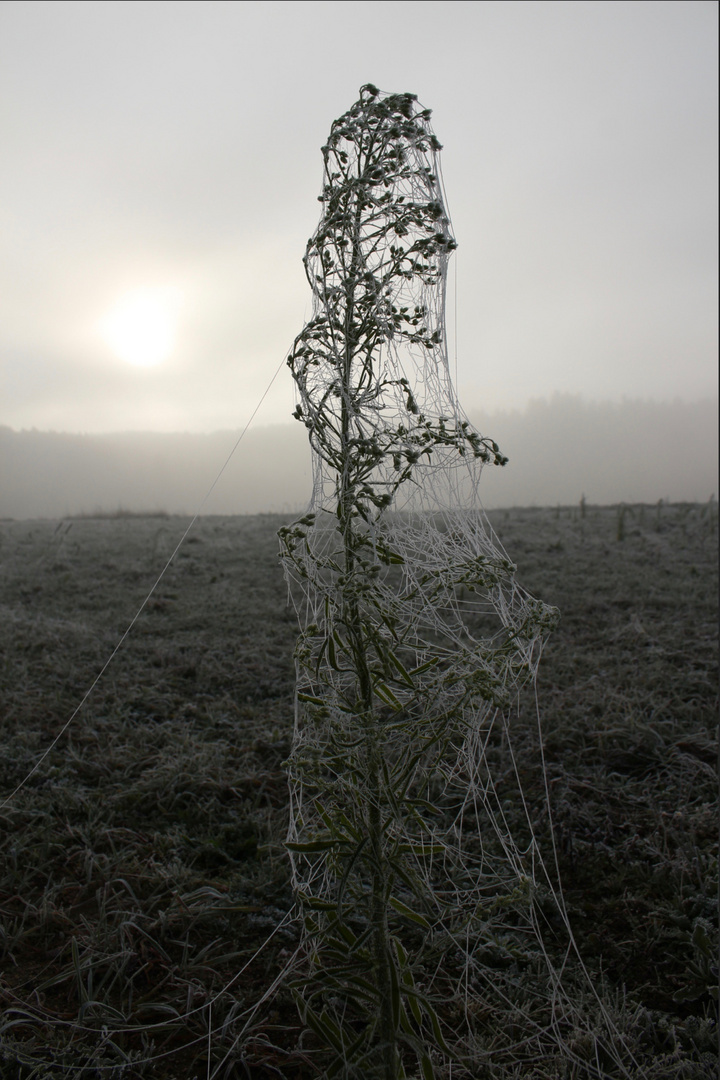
[0,502,716,1077]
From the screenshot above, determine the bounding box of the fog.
[1,3,717,434]
[2,396,716,520]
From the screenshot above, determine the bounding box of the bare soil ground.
[0,503,717,1077]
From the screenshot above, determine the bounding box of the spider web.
[279,87,637,1077]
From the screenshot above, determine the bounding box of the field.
[0,503,717,1078]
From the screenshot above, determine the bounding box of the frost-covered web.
[279,86,637,1078]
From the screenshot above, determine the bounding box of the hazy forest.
[1,396,718,520]
[0,500,716,1077]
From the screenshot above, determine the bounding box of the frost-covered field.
[0,504,717,1077]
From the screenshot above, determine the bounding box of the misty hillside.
[1,396,716,519]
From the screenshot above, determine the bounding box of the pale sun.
[101,288,180,368]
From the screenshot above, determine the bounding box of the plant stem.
[337,180,397,1078]
[366,729,397,1079]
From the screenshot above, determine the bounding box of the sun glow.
[101,288,181,368]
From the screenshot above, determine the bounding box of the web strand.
[0,356,286,810]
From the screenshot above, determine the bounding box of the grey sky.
[1,0,716,434]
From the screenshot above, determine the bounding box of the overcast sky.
[1,0,717,435]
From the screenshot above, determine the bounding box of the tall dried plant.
[279,85,557,1079]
